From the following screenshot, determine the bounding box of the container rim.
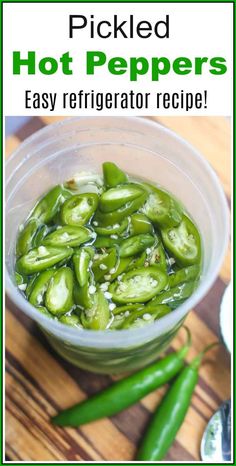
[5,116,230,348]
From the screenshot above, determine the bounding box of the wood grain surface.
[5,116,231,462]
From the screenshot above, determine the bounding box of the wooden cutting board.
[5,116,231,462]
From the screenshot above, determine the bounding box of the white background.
[3,2,233,116]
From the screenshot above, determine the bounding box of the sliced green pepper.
[29,269,55,306]
[36,305,54,318]
[129,213,153,236]
[126,251,147,271]
[45,267,74,315]
[25,275,38,298]
[109,266,167,304]
[99,184,145,213]
[161,215,201,266]
[108,256,133,282]
[16,245,73,275]
[73,276,94,309]
[169,264,200,288]
[148,239,167,272]
[119,234,155,258]
[59,313,82,327]
[16,219,39,257]
[61,193,98,226]
[113,303,145,316]
[148,281,197,310]
[142,184,182,228]
[30,185,72,224]
[73,247,94,287]
[93,218,128,236]
[103,162,128,188]
[33,224,49,247]
[94,191,148,227]
[43,226,93,248]
[92,248,117,282]
[122,304,171,329]
[15,271,24,286]
[80,290,110,330]
[94,236,121,249]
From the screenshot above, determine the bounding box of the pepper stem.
[190,341,219,369]
[178,326,192,358]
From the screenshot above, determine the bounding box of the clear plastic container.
[5,117,229,374]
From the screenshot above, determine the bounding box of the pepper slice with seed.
[16,219,40,257]
[29,269,55,306]
[169,264,200,288]
[129,213,153,236]
[94,218,128,236]
[92,248,117,282]
[148,281,197,310]
[119,234,155,258]
[45,267,74,315]
[142,184,183,228]
[94,191,148,227]
[80,290,110,330]
[161,215,201,266]
[122,304,171,329]
[109,267,167,304]
[61,193,99,226]
[30,185,72,224]
[16,245,73,275]
[43,226,93,248]
[73,247,94,287]
[99,184,145,213]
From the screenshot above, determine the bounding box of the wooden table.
[5,116,231,462]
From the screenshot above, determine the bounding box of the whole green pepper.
[119,233,155,258]
[29,269,55,306]
[61,193,99,226]
[161,215,201,266]
[45,267,74,315]
[94,191,148,227]
[30,185,72,224]
[142,184,183,228]
[103,162,128,188]
[16,245,73,275]
[73,247,94,287]
[43,226,93,248]
[16,219,39,257]
[51,328,191,426]
[80,290,110,330]
[136,342,218,461]
[109,266,167,304]
[99,184,145,213]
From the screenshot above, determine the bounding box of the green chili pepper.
[80,290,110,330]
[45,267,74,315]
[94,191,148,227]
[59,313,82,328]
[119,233,155,258]
[73,247,94,287]
[29,269,55,306]
[99,184,145,213]
[94,236,121,249]
[148,281,197,310]
[108,256,133,282]
[16,219,39,257]
[129,213,153,236]
[33,224,49,247]
[93,218,128,236]
[51,328,191,426]
[136,342,218,461]
[61,193,99,226]
[122,304,171,329]
[126,251,147,271]
[73,276,94,309]
[142,184,183,228]
[36,305,54,318]
[92,248,117,282]
[112,303,144,316]
[16,245,73,275]
[43,226,93,248]
[15,271,24,286]
[148,241,167,272]
[169,264,200,288]
[103,162,128,188]
[25,275,38,298]
[109,266,167,304]
[30,185,72,224]
[161,215,201,266]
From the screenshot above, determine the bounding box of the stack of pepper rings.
[15,162,202,330]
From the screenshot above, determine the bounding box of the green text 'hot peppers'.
[15,162,202,330]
